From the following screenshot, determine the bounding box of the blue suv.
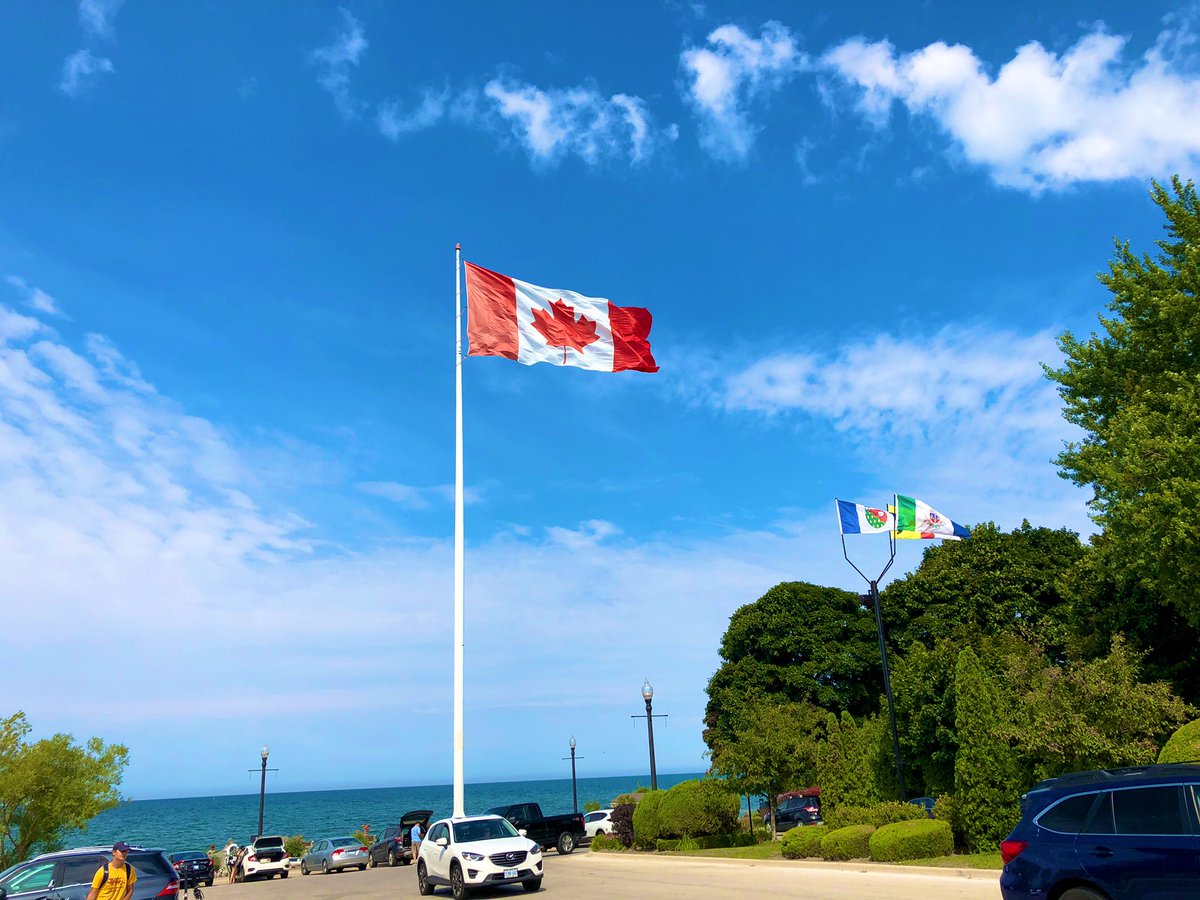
[1000,763,1200,900]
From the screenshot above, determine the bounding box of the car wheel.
[321,860,330,875]
[234,869,244,884]
[1059,890,1105,900]
[402,851,412,866]
[521,877,542,893]
[450,862,467,900]
[280,870,288,879]
[389,850,399,867]
[556,832,576,854]
[367,854,376,868]
[301,861,310,876]
[417,862,433,896]
[595,829,606,837]
[358,865,366,871]
[205,880,214,888]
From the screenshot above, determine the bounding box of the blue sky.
[2,0,1197,801]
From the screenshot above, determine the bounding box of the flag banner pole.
[453,243,465,818]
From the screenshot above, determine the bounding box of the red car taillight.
[359,847,368,853]
[332,849,344,856]
[156,880,179,898]
[1000,840,1027,864]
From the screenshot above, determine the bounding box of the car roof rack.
[1029,762,1200,793]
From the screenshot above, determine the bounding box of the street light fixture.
[247,746,278,839]
[631,679,666,792]
[562,736,582,814]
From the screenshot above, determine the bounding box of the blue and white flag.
[836,499,893,535]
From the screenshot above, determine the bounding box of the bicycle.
[178,872,205,900]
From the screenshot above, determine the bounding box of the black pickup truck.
[485,802,586,854]
[368,809,433,866]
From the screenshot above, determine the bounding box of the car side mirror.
[517,829,527,838]
[435,838,447,848]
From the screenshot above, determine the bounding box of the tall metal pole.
[257,746,268,838]
[645,695,658,792]
[453,243,465,818]
[869,581,906,799]
[569,738,577,814]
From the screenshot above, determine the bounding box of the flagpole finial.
[456,242,461,251]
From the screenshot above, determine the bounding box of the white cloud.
[681,21,807,161]
[311,8,368,121]
[822,20,1200,191]
[6,275,66,318]
[78,0,123,38]
[60,49,115,97]
[376,89,449,141]
[482,78,669,166]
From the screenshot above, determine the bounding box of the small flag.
[895,494,970,540]
[464,262,658,373]
[836,499,893,535]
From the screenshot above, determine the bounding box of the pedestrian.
[225,841,241,884]
[409,819,423,863]
[87,842,137,900]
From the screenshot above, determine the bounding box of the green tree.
[1046,177,1200,624]
[0,712,129,868]
[705,582,882,750]
[888,640,959,797]
[953,648,1020,852]
[816,712,882,812]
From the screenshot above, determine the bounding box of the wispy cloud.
[821,18,1200,191]
[78,0,124,38]
[681,21,808,161]
[481,77,672,166]
[60,48,115,97]
[376,89,449,141]
[5,275,67,318]
[311,8,368,121]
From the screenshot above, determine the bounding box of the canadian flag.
[464,262,658,373]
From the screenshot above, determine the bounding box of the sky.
[1,0,1197,802]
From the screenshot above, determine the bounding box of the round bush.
[589,833,624,852]
[780,825,828,859]
[820,824,875,861]
[868,819,954,862]
[609,802,636,847]
[632,790,666,849]
[826,801,927,831]
[657,779,740,838]
[1159,719,1200,763]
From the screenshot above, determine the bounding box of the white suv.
[416,815,542,897]
[239,836,290,881]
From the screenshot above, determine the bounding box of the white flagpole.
[453,243,465,818]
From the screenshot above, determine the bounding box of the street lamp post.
[631,679,667,792]
[257,746,269,839]
[561,736,583,814]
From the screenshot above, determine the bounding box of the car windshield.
[171,853,206,861]
[453,819,519,843]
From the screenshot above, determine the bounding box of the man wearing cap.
[87,843,137,900]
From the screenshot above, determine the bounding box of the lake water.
[78,773,705,852]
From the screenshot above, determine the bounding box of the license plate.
[503,869,518,879]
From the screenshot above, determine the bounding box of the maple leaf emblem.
[531,298,599,363]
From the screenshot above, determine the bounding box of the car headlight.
[528,843,541,855]
[461,852,485,862]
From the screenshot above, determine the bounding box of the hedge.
[632,790,666,849]
[657,779,740,838]
[780,825,827,859]
[820,824,875,861]
[656,833,754,852]
[825,801,927,831]
[1159,719,1200,764]
[868,819,954,862]
[589,833,624,852]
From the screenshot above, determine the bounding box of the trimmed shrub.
[820,824,875,861]
[658,779,740,838]
[1159,719,1200,763]
[780,825,827,859]
[868,819,954,862]
[632,790,666,849]
[824,801,926,831]
[283,835,308,858]
[677,836,700,852]
[655,839,681,852]
[589,833,624,852]
[610,801,636,848]
[584,800,601,813]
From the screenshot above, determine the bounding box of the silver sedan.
[300,837,370,875]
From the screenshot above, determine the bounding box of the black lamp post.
[561,736,582,814]
[257,746,269,838]
[630,679,666,791]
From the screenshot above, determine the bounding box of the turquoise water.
[77,773,703,852]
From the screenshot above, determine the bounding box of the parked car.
[907,796,936,817]
[237,836,289,881]
[416,815,542,898]
[1001,763,1200,900]
[583,809,614,839]
[167,852,214,887]
[300,837,369,875]
[484,802,586,854]
[368,809,434,867]
[0,846,177,900]
[765,789,822,830]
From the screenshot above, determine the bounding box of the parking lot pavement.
[200,852,1001,900]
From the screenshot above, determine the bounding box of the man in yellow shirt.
[87,842,137,900]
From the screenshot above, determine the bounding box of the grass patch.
[660,840,783,860]
[898,851,1003,869]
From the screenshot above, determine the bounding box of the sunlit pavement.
[199,852,1001,899]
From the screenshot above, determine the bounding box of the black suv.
[1001,763,1200,900]
[367,809,433,867]
[0,847,177,900]
[767,794,822,831]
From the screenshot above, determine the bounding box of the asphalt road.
[199,852,1001,900]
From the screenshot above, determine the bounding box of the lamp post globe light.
[569,736,578,814]
[257,745,269,839]
[641,679,657,791]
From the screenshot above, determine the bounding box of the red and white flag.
[464,262,658,373]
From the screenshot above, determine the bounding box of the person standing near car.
[225,842,241,884]
[409,820,423,863]
[87,842,137,900]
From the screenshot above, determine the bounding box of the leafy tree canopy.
[880,521,1084,650]
[704,581,882,750]
[0,711,128,868]
[1046,177,1200,623]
